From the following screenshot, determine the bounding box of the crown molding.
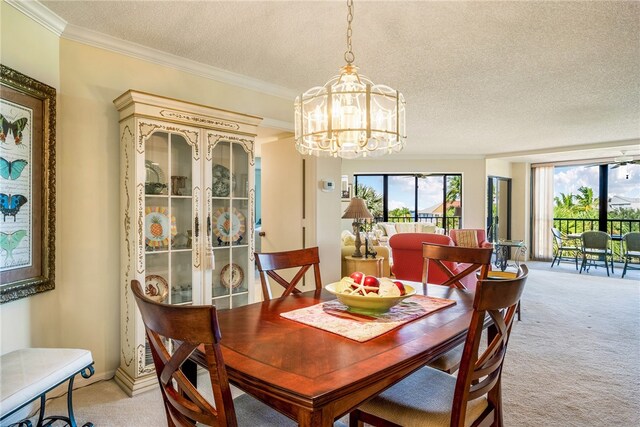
[261,117,293,132]
[7,1,297,101]
[5,0,67,35]
[61,24,297,101]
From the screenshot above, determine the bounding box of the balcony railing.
[554,217,640,261]
[553,218,640,236]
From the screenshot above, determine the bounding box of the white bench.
[0,348,94,427]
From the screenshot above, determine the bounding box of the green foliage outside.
[445,176,462,229]
[388,207,412,221]
[355,183,383,218]
[553,186,640,259]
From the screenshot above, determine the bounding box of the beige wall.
[305,157,342,284]
[511,162,531,257]
[1,14,294,379]
[486,159,512,178]
[342,158,488,229]
[0,2,62,355]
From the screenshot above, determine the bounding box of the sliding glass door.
[487,176,511,243]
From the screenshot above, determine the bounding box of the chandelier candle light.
[342,197,374,258]
[294,0,406,159]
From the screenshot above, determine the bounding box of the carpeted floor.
[36,262,639,426]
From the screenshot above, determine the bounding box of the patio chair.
[579,231,614,276]
[349,265,528,427]
[622,232,640,278]
[551,227,581,270]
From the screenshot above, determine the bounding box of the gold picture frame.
[0,64,56,303]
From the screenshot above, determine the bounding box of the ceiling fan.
[611,151,639,179]
[611,151,639,167]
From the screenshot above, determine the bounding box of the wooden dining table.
[190,283,475,427]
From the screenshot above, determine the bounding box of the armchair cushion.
[454,229,478,248]
[382,224,398,238]
[450,229,492,249]
[418,223,440,234]
[395,223,415,233]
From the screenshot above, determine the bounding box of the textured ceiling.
[42,0,640,159]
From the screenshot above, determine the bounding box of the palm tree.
[355,184,383,218]
[554,192,576,210]
[445,176,461,204]
[389,207,412,221]
[575,186,598,212]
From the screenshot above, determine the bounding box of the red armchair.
[389,233,477,290]
[449,229,493,249]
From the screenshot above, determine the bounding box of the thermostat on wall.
[321,179,335,192]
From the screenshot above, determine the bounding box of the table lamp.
[342,197,374,258]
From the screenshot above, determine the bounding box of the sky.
[554,163,640,200]
[357,175,450,212]
[356,163,640,215]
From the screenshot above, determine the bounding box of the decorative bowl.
[325,282,416,314]
[145,182,167,194]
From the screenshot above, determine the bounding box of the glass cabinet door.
[209,140,251,309]
[144,131,197,306]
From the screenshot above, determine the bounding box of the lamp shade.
[342,197,373,220]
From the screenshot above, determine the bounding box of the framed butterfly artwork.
[0,65,56,303]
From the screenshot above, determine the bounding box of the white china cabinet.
[113,90,261,395]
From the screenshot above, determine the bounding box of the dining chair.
[550,227,581,270]
[423,243,493,374]
[579,231,614,276]
[349,265,528,427]
[255,246,322,300]
[130,280,298,426]
[621,232,640,278]
[422,243,493,291]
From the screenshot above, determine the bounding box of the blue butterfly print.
[0,114,28,144]
[0,157,28,180]
[0,230,27,265]
[0,193,27,222]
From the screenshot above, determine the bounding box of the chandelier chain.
[344,0,355,64]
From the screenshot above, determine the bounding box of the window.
[543,161,640,260]
[355,174,462,232]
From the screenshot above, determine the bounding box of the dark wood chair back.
[452,264,528,426]
[131,280,238,427]
[422,243,493,289]
[255,247,322,300]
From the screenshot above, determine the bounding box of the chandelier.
[294,0,406,159]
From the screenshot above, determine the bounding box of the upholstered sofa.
[340,231,391,277]
[374,222,445,246]
[388,233,477,290]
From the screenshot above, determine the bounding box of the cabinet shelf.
[212,244,249,250]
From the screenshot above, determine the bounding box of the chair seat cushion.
[0,348,93,416]
[359,366,488,427]
[583,249,611,255]
[234,394,347,426]
[428,344,463,373]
